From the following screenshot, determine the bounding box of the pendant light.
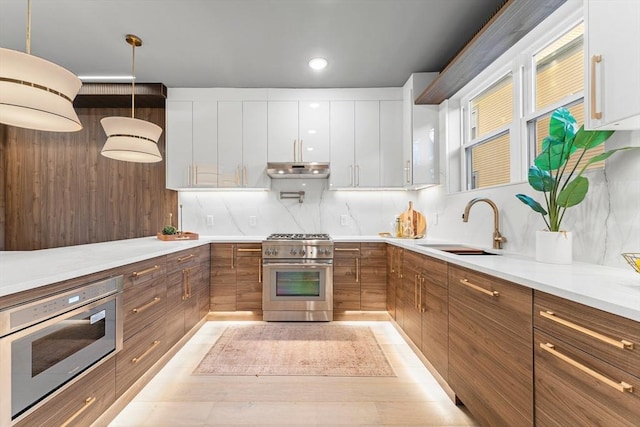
[0,0,82,132]
[100,34,162,163]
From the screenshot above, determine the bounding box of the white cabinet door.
[192,101,218,186]
[268,101,298,162]
[217,101,243,188]
[166,100,193,189]
[585,0,640,129]
[379,100,403,187]
[355,101,380,187]
[298,101,330,162]
[412,104,439,185]
[329,101,355,188]
[243,101,269,188]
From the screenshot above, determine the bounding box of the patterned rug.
[192,324,395,377]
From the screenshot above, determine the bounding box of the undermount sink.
[417,243,499,256]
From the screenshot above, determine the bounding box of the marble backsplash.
[179,130,639,270]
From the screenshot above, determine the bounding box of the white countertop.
[1,235,639,322]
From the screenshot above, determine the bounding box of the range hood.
[267,162,330,179]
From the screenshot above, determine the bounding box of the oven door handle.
[262,262,333,268]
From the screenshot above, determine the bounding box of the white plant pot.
[536,230,572,264]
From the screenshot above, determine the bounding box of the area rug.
[192,324,395,377]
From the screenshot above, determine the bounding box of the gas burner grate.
[267,233,331,241]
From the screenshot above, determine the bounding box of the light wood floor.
[109,321,478,426]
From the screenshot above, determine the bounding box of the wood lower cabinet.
[386,245,398,318]
[448,265,533,427]
[360,243,387,310]
[14,358,116,427]
[235,243,263,311]
[210,243,237,310]
[401,250,423,349]
[333,243,363,312]
[534,291,640,426]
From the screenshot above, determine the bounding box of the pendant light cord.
[131,39,136,119]
[26,0,31,54]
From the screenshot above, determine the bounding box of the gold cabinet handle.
[335,248,360,252]
[540,311,634,350]
[60,396,97,427]
[540,342,633,393]
[299,139,304,162]
[131,265,159,278]
[419,276,425,312]
[293,139,297,162]
[178,253,195,262]
[459,278,499,297]
[258,258,262,283]
[132,297,160,313]
[405,160,411,184]
[355,258,360,283]
[590,55,603,120]
[194,164,199,185]
[132,340,161,365]
[237,248,262,252]
[181,269,191,300]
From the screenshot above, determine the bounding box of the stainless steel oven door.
[0,291,123,422]
[262,260,333,321]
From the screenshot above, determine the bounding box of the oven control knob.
[301,249,306,256]
[272,249,278,255]
[264,249,271,256]
[318,248,324,255]
[290,249,298,255]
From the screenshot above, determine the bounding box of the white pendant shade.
[0,47,82,132]
[100,116,162,163]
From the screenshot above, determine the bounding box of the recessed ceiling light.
[308,58,328,71]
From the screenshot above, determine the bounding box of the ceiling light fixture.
[308,58,328,71]
[100,34,162,163]
[0,0,82,132]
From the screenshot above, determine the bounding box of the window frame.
[449,2,584,193]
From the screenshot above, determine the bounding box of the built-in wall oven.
[262,234,333,322]
[0,275,123,425]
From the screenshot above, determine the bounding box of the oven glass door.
[7,294,121,419]
[263,262,332,311]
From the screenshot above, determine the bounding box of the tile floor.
[109,321,478,426]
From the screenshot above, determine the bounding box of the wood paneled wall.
[1,107,177,251]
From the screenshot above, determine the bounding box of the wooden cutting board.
[398,201,427,237]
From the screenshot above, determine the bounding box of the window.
[465,73,513,189]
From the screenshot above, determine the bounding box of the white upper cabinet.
[402,73,439,188]
[329,101,356,188]
[218,101,269,188]
[217,101,243,188]
[243,101,269,188]
[267,101,330,162]
[298,101,330,162]
[585,0,640,130]
[379,100,403,187]
[355,101,380,187]
[166,100,217,189]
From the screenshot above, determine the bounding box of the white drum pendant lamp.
[100,34,162,163]
[0,0,82,132]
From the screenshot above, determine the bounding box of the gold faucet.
[462,198,507,249]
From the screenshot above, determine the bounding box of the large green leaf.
[527,166,555,192]
[557,176,589,207]
[549,107,578,143]
[535,141,576,171]
[573,126,614,149]
[516,194,548,215]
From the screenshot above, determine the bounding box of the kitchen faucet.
[462,198,507,249]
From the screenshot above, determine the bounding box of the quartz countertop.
[1,235,638,322]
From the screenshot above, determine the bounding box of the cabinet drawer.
[15,358,116,427]
[448,265,532,337]
[420,255,447,289]
[535,329,640,427]
[123,278,167,341]
[116,324,166,397]
[360,243,386,264]
[236,243,262,257]
[122,257,166,289]
[334,243,360,259]
[166,247,202,273]
[535,291,640,375]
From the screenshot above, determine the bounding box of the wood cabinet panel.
[236,244,262,311]
[535,291,640,375]
[116,324,167,397]
[534,329,640,427]
[420,272,448,380]
[2,107,176,251]
[211,243,237,310]
[122,257,166,290]
[333,284,361,311]
[14,358,116,427]
[448,264,533,427]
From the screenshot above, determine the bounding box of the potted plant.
[516,108,634,263]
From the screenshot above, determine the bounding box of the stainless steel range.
[262,233,333,321]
